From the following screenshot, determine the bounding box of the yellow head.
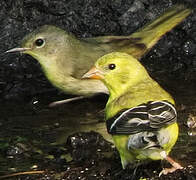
[83,52,150,96]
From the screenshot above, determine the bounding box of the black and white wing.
[106,101,177,135]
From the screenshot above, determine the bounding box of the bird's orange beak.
[82,66,104,80]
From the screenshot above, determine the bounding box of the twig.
[0,170,45,179]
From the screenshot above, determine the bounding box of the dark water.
[0,81,196,179]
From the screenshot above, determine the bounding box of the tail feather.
[121,4,192,58]
[84,4,192,60]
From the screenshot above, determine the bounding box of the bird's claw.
[159,164,183,176]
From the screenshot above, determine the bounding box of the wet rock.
[183,39,196,56]
[118,0,145,34]
[7,144,25,157]
[5,142,30,163]
[187,114,196,129]
[67,131,112,162]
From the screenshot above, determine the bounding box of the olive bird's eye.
[108,63,116,70]
[35,38,45,47]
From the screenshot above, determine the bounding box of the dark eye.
[108,63,116,70]
[35,38,45,47]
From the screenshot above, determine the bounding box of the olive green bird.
[6,5,191,106]
[82,52,182,175]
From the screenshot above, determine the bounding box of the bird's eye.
[108,63,116,70]
[35,38,45,47]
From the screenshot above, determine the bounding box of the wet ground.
[0,81,196,180]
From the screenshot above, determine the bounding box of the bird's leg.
[49,96,85,107]
[159,151,183,176]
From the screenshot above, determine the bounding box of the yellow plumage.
[83,52,182,175]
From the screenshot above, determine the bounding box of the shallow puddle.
[0,81,196,179]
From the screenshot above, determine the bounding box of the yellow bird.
[83,52,182,175]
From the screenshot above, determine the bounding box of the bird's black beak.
[5,47,31,53]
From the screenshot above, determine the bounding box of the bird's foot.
[165,155,183,170]
[159,165,183,176]
[48,96,85,107]
[159,152,183,176]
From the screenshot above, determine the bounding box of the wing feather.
[107,101,177,135]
